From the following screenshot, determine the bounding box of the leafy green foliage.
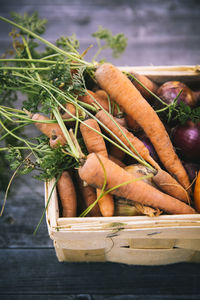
[92,26,127,58]
[56,34,80,51]
[11,11,47,36]
[174,102,200,124]
[35,146,77,181]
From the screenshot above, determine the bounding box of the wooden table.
[0,1,200,299]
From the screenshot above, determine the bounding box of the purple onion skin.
[136,132,160,164]
[172,121,200,163]
[157,81,197,108]
[182,161,200,183]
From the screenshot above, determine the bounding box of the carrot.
[125,114,140,131]
[61,103,76,120]
[96,109,160,170]
[108,155,126,168]
[57,171,77,217]
[76,175,102,217]
[79,90,109,112]
[32,113,66,146]
[194,170,200,213]
[79,89,119,115]
[109,143,126,161]
[79,153,196,215]
[80,118,114,217]
[80,118,108,157]
[95,63,190,190]
[96,110,190,202]
[49,133,66,148]
[129,72,159,101]
[153,169,190,203]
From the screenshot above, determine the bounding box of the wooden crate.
[45,65,200,265]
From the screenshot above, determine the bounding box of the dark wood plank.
[0,249,200,297]
[0,0,200,66]
[1,295,200,300]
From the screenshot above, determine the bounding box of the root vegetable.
[95,63,190,190]
[80,118,114,216]
[79,153,196,215]
[57,171,77,217]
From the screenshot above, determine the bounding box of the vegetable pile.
[0,13,200,222]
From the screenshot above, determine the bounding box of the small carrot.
[80,118,114,217]
[57,171,77,217]
[79,153,196,215]
[129,72,159,101]
[80,118,108,157]
[95,63,190,190]
[76,175,102,217]
[194,170,200,213]
[32,113,66,146]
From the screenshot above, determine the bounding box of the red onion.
[157,81,197,108]
[172,121,200,162]
[136,131,160,164]
[182,161,200,182]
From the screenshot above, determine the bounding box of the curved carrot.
[32,113,66,146]
[80,118,114,217]
[57,171,77,217]
[95,63,190,190]
[96,110,160,170]
[129,72,159,101]
[79,153,196,215]
[153,169,190,203]
[194,171,200,213]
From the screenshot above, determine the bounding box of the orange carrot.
[80,118,108,157]
[80,118,114,217]
[76,176,102,217]
[95,63,190,190]
[57,171,77,217]
[79,153,196,215]
[32,113,66,146]
[194,170,200,213]
[153,169,190,203]
[79,89,119,115]
[96,110,160,170]
[129,72,159,101]
[109,143,126,161]
[125,114,141,131]
[108,154,126,168]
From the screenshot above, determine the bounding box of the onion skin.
[172,121,200,163]
[182,161,200,182]
[136,131,160,164]
[157,81,197,108]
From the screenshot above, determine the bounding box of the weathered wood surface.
[0,249,200,298]
[0,0,200,298]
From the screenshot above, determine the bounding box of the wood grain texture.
[0,249,200,297]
